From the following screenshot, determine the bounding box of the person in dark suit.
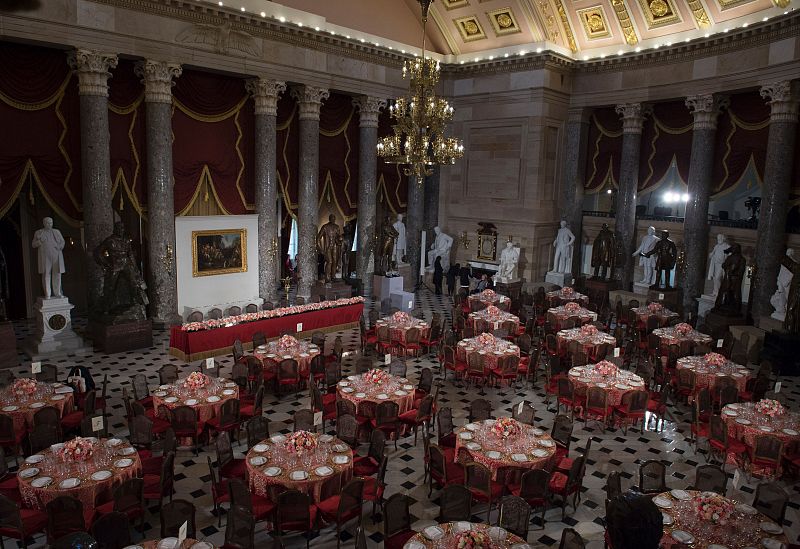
[459,264,472,292]
[433,257,443,295]
[446,263,459,296]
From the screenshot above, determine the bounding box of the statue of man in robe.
[316,214,343,283]
[781,251,800,334]
[552,220,575,273]
[591,223,616,280]
[392,214,407,267]
[32,217,65,299]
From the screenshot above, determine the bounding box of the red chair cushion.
[439,433,456,448]
[251,494,276,521]
[142,474,164,499]
[363,478,384,502]
[0,508,48,539]
[353,457,379,477]
[279,506,318,531]
[398,409,422,424]
[60,411,84,430]
[548,471,568,493]
[469,481,504,502]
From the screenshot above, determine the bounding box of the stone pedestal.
[24,297,90,360]
[311,281,353,302]
[648,288,682,314]
[545,271,573,287]
[586,279,617,308]
[705,310,745,341]
[0,321,19,370]
[390,291,415,313]
[92,319,153,354]
[373,275,404,301]
[633,282,650,296]
[495,279,523,301]
[757,316,784,333]
[397,264,416,292]
[697,294,716,319]
[608,290,641,306]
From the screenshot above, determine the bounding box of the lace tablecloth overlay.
[545,289,589,306]
[404,522,528,549]
[556,328,616,356]
[456,334,520,371]
[1,381,75,438]
[656,489,787,549]
[246,433,353,503]
[568,365,645,406]
[454,418,557,479]
[468,290,510,310]
[721,402,800,448]
[336,373,415,417]
[632,306,679,326]
[676,356,751,393]
[469,307,520,332]
[652,327,713,350]
[547,306,596,326]
[152,377,239,425]
[18,437,142,510]
[253,337,321,377]
[375,313,430,344]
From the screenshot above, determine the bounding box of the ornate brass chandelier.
[377,0,464,181]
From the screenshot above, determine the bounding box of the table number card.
[408,300,413,309]
[518,401,524,415]
[205,357,215,370]
[384,354,391,365]
[31,361,41,374]
[774,381,782,393]
[613,347,621,358]
[296,322,303,333]
[314,411,322,426]
[717,339,724,348]
[91,416,104,432]
[178,521,187,546]
[732,469,742,490]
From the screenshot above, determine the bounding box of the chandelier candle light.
[377,0,464,180]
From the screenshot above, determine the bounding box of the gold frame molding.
[636,0,682,28]
[441,0,470,9]
[454,15,488,41]
[487,7,523,36]
[191,228,247,277]
[577,6,612,39]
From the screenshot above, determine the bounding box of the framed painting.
[191,228,247,277]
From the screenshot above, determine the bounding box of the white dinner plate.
[50,443,64,452]
[422,526,444,540]
[760,522,784,535]
[736,418,752,425]
[511,453,528,462]
[453,522,472,533]
[91,470,113,481]
[332,444,349,453]
[662,513,673,525]
[671,530,695,544]
[315,466,334,477]
[263,466,282,477]
[153,391,168,397]
[670,489,690,500]
[532,448,549,458]
[762,539,785,549]
[290,470,308,481]
[19,467,39,479]
[249,456,267,466]
[354,392,366,399]
[191,543,213,549]
[319,434,334,443]
[538,439,555,448]
[299,353,310,358]
[225,382,237,388]
[25,454,44,464]
[782,428,799,436]
[270,435,286,443]
[2,405,18,412]
[736,504,758,515]
[206,396,221,403]
[532,428,545,436]
[341,387,354,393]
[723,409,739,416]
[114,458,134,468]
[459,432,473,440]
[50,395,65,401]
[511,545,532,549]
[338,381,350,387]
[597,383,608,388]
[106,438,122,446]
[122,545,144,549]
[708,544,730,549]
[465,423,478,431]
[653,496,672,509]
[488,526,507,541]
[377,394,389,400]
[253,443,270,453]
[185,399,198,406]
[29,402,45,409]
[759,426,774,432]
[31,476,52,488]
[85,437,98,444]
[163,397,178,404]
[485,450,502,460]
[118,447,136,456]
[333,455,350,465]
[59,477,81,489]
[465,442,482,451]
[347,376,358,381]
[156,538,179,549]
[615,384,629,390]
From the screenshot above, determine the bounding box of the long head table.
[169,303,364,361]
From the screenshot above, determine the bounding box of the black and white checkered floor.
[5,288,800,548]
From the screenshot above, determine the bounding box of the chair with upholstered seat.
[275,490,318,549]
[143,451,175,510]
[94,477,145,534]
[636,460,668,494]
[509,469,550,528]
[353,430,386,477]
[371,401,400,449]
[464,462,505,521]
[548,455,585,519]
[315,478,365,548]
[91,511,131,549]
[277,359,301,398]
[438,484,472,522]
[228,477,276,524]
[690,464,727,495]
[558,528,586,549]
[0,493,48,548]
[160,500,196,539]
[708,414,746,468]
[498,495,531,539]
[46,495,94,544]
[399,395,434,445]
[752,482,789,524]
[746,434,784,480]
[216,431,246,480]
[428,443,465,496]
[382,494,415,549]
[206,456,230,527]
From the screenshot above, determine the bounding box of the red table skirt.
[169,303,364,361]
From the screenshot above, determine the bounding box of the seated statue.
[93,222,148,323]
[426,227,453,272]
[497,241,520,283]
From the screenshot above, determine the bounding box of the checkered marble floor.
[4,288,800,548]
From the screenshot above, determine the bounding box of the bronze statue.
[713,243,746,315]
[781,252,800,334]
[642,230,677,290]
[377,214,399,275]
[341,219,357,280]
[93,222,148,322]
[591,223,616,280]
[316,214,343,283]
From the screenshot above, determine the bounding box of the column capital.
[615,102,647,134]
[290,85,330,120]
[352,96,387,128]
[760,81,799,123]
[246,78,286,116]
[567,107,592,125]
[67,49,118,97]
[134,60,182,104]
[685,94,729,131]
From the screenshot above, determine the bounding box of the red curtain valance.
[584,108,622,193]
[638,101,693,192]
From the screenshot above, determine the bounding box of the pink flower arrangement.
[675,323,693,336]
[480,289,497,299]
[755,399,785,417]
[692,492,734,525]
[391,311,412,324]
[594,360,618,377]
[455,530,490,549]
[284,431,317,454]
[58,437,95,462]
[703,352,726,367]
[561,286,575,296]
[580,324,599,336]
[364,369,390,384]
[476,332,496,346]
[181,297,366,332]
[491,417,521,439]
[11,378,38,397]
[484,305,502,318]
[647,302,663,313]
[276,334,300,354]
[564,302,581,313]
[183,371,210,391]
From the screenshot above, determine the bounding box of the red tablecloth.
[169,303,363,361]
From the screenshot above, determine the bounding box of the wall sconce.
[507,234,513,243]
[267,237,279,259]
[459,231,471,249]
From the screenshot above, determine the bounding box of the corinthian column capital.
[760,81,799,123]
[246,78,286,116]
[352,96,387,128]
[615,102,647,134]
[134,60,182,104]
[67,49,119,97]
[290,85,330,121]
[685,94,729,131]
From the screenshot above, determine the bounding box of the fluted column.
[406,177,425,286]
[290,85,329,299]
[134,60,182,326]
[247,78,286,301]
[353,96,386,297]
[752,81,799,319]
[67,49,118,312]
[682,94,728,317]
[560,108,591,275]
[613,103,645,289]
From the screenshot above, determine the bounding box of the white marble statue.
[497,241,520,283]
[552,220,575,273]
[392,213,407,266]
[771,248,796,319]
[707,234,728,296]
[632,226,659,285]
[32,217,65,299]
[427,226,453,272]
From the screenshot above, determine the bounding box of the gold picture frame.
[191,228,247,277]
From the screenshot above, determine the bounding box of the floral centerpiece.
[476,332,496,346]
[675,323,693,337]
[594,360,619,377]
[391,311,412,324]
[276,334,300,354]
[11,378,38,398]
[580,324,599,336]
[755,399,785,417]
[703,352,726,367]
[491,417,521,439]
[58,437,95,462]
[479,289,497,300]
[455,530,490,549]
[564,301,581,313]
[284,431,317,454]
[484,305,502,318]
[692,492,734,525]
[183,371,210,391]
[561,286,575,296]
[364,369,390,385]
[647,302,663,313]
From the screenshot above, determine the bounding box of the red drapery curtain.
[319,93,360,220]
[584,107,622,193]
[638,101,693,192]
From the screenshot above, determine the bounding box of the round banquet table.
[253,338,321,377]
[246,433,353,503]
[676,356,751,394]
[152,378,239,439]
[456,334,520,371]
[654,489,788,549]
[547,305,595,327]
[632,305,679,326]
[721,402,800,448]
[17,437,142,510]
[336,373,416,417]
[0,381,75,438]
[454,419,557,479]
[375,314,430,344]
[652,327,713,353]
[469,307,520,333]
[404,522,530,549]
[139,538,214,549]
[556,328,616,357]
[567,365,646,406]
[545,288,589,306]
[468,290,510,310]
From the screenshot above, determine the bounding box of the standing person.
[459,264,472,293]
[446,263,459,296]
[433,256,443,295]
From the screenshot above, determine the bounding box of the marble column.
[406,176,425,286]
[682,94,728,317]
[247,78,286,301]
[352,96,386,297]
[135,60,182,326]
[560,108,591,275]
[423,165,441,237]
[67,49,118,312]
[613,103,645,290]
[290,85,329,300]
[752,81,799,320]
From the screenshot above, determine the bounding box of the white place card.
[613,347,621,358]
[717,339,724,348]
[178,521,187,546]
[296,322,303,333]
[205,357,215,370]
[658,293,664,300]
[408,300,413,309]
[571,278,575,285]
[31,361,42,374]
[385,353,391,365]
[518,401,524,415]
[732,469,742,490]
[92,416,104,432]
[774,381,782,393]
[314,411,322,426]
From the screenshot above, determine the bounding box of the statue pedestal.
[586,278,617,308]
[545,271,573,287]
[373,275,404,301]
[24,297,90,360]
[697,294,716,320]
[770,311,786,322]
[312,281,353,302]
[0,321,19,370]
[397,264,416,292]
[757,315,784,333]
[648,288,682,315]
[705,309,745,341]
[632,282,651,296]
[495,279,523,301]
[92,319,153,354]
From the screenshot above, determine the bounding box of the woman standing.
[433,256,444,295]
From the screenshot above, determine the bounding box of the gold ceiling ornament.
[649,0,669,17]
[454,15,488,41]
[685,0,711,27]
[487,7,523,36]
[553,0,579,52]
[441,0,470,8]
[637,0,681,28]
[771,0,790,7]
[377,0,464,183]
[577,6,611,39]
[610,0,639,45]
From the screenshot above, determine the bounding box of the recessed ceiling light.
[401,49,406,53]
[654,43,661,48]
[536,47,542,53]
[330,30,336,35]
[314,26,320,31]
[519,50,526,55]
[346,35,351,39]
[297,22,303,27]
[635,46,641,52]
[617,50,624,55]
[742,22,748,27]
[583,55,589,60]
[278,16,285,22]
[665,41,672,46]
[685,38,690,42]
[460,60,465,64]
[763,16,769,21]
[360,38,365,43]
[488,55,494,60]
[504,53,509,58]
[218,1,223,5]
[260,11,266,17]
[240,6,245,11]
[474,57,480,62]
[600,53,606,58]
[704,32,710,37]
[723,28,729,32]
